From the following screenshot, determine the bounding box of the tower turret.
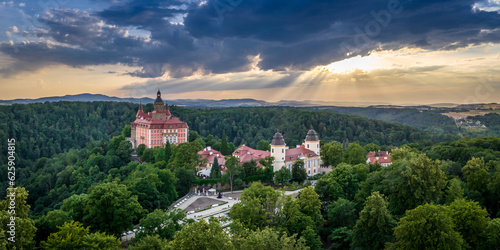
[154,89,165,111]
[304,129,320,156]
[270,131,286,172]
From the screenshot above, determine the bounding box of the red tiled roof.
[232,145,270,166]
[366,151,392,165]
[285,146,318,162]
[197,147,225,165]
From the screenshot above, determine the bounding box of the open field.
[443,110,500,119]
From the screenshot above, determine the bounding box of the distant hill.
[0,93,390,107]
[0,94,153,105]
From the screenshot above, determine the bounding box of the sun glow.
[320,54,389,74]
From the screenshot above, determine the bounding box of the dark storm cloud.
[1,0,500,78]
[36,9,147,50]
[0,41,134,78]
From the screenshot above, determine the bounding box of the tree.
[167,141,203,171]
[343,142,367,165]
[130,235,168,250]
[175,168,196,197]
[257,140,271,151]
[233,227,309,250]
[129,178,162,213]
[136,209,188,241]
[122,125,131,137]
[259,156,275,183]
[211,157,221,179]
[330,226,352,250]
[483,218,500,250]
[296,186,323,227]
[164,141,172,163]
[301,226,322,250]
[230,183,276,230]
[0,187,37,249]
[188,130,200,142]
[315,163,360,203]
[445,178,464,204]
[462,157,490,194]
[141,148,155,163]
[242,159,257,178]
[220,131,229,155]
[321,142,343,167]
[83,182,146,236]
[136,144,146,158]
[82,231,121,249]
[61,193,87,222]
[447,199,488,248]
[274,167,292,186]
[230,183,303,232]
[390,204,464,250]
[41,221,120,250]
[352,163,370,182]
[291,160,308,184]
[352,192,395,249]
[167,218,233,250]
[326,198,357,229]
[35,209,72,243]
[390,145,416,162]
[357,153,447,215]
[40,221,88,250]
[364,143,381,153]
[224,156,243,193]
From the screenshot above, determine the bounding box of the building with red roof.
[366,151,392,167]
[197,146,225,170]
[271,129,321,176]
[232,145,270,166]
[130,90,189,148]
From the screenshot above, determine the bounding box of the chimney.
[210,152,213,155]
[207,146,211,151]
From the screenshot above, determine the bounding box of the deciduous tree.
[83,182,146,236]
[167,219,233,250]
[0,187,37,249]
[224,156,243,193]
[136,209,188,241]
[447,199,488,248]
[274,167,292,186]
[390,204,464,250]
[343,142,367,165]
[352,192,395,249]
[257,140,271,151]
[292,160,308,184]
[296,186,323,227]
[321,142,343,167]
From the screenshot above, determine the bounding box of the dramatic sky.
[1,0,500,105]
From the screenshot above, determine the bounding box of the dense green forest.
[170,106,457,149]
[317,106,460,134]
[1,101,499,249]
[0,102,137,168]
[0,102,458,170]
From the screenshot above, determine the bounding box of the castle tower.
[270,131,286,172]
[304,129,320,156]
[154,89,166,111]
